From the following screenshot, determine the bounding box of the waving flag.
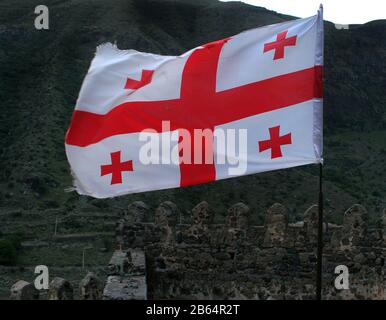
[65,8,323,198]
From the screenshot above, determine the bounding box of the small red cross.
[259,126,292,159]
[100,151,133,185]
[125,69,154,90]
[263,30,297,60]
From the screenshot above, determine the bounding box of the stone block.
[10,280,39,300]
[226,202,250,229]
[125,201,149,223]
[48,277,73,300]
[263,203,288,247]
[103,275,146,300]
[80,272,103,300]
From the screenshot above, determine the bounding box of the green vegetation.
[0,232,24,265]
[0,0,384,296]
[0,231,24,265]
[0,240,17,266]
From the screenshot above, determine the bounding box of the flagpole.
[316,162,323,300]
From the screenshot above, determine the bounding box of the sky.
[220,0,386,24]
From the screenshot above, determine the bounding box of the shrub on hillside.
[0,239,17,266]
[6,232,24,250]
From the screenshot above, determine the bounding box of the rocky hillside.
[0,0,385,229]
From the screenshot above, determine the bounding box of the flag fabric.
[65,8,324,198]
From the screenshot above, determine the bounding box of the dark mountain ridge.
[0,0,385,227]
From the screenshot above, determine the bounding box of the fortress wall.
[108,201,386,300]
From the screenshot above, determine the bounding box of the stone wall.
[112,201,386,300]
[103,249,147,300]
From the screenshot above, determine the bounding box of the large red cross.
[259,125,292,159]
[66,38,322,187]
[263,30,297,60]
[100,151,133,185]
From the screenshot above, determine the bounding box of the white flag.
[65,7,323,198]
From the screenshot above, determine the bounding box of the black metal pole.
[316,162,323,300]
